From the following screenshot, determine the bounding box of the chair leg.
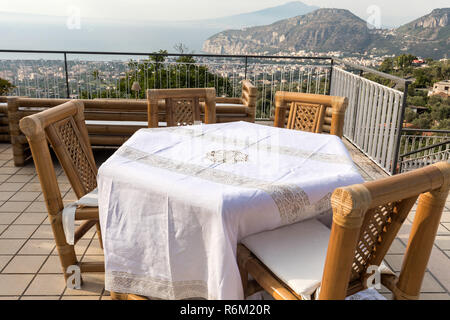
[49,213,79,282]
[394,188,448,300]
[237,244,250,297]
[110,292,148,300]
[96,222,103,249]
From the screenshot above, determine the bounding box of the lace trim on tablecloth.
[116,146,332,224]
[106,271,209,300]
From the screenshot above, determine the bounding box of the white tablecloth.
[98,121,363,299]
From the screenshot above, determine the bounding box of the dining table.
[97,121,364,300]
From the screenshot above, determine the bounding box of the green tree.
[379,57,394,73]
[81,46,232,99]
[0,78,14,95]
[404,108,418,123]
[411,113,432,129]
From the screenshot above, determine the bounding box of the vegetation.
[80,45,233,100]
[0,78,14,95]
[365,54,449,130]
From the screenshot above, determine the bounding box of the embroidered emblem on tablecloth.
[140,126,352,164]
[206,150,249,164]
[116,146,333,224]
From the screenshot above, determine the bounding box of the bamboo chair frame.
[274,92,348,138]
[147,88,216,128]
[237,162,450,300]
[214,80,258,122]
[19,100,104,280]
[7,96,254,167]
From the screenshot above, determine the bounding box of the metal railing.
[0,49,332,120]
[398,129,450,173]
[330,66,408,174]
[1,49,422,175]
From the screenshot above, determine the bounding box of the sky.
[0,0,448,27]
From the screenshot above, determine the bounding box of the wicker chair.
[213,80,257,122]
[147,88,216,128]
[274,92,348,138]
[19,100,104,281]
[237,162,450,300]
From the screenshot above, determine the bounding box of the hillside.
[0,1,318,53]
[202,8,450,59]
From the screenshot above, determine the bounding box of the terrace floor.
[0,136,449,300]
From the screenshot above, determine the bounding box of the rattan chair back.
[274,92,348,138]
[147,88,216,128]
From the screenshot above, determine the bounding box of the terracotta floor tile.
[0,212,21,224]
[61,295,100,300]
[0,191,14,201]
[0,239,27,254]
[6,175,34,183]
[0,167,20,175]
[419,293,450,300]
[0,201,31,213]
[18,239,55,255]
[387,239,406,255]
[435,236,450,250]
[9,192,40,202]
[0,225,38,239]
[85,240,103,255]
[39,255,63,274]
[441,213,450,223]
[420,272,446,293]
[0,274,34,295]
[20,296,60,300]
[0,255,12,270]
[2,255,47,274]
[31,225,54,239]
[15,167,37,175]
[13,212,47,225]
[0,183,25,192]
[64,273,105,296]
[20,183,42,192]
[0,175,11,183]
[24,202,47,213]
[25,274,66,295]
[384,254,403,272]
[426,246,450,292]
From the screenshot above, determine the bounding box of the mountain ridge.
[0,1,319,52]
[202,7,450,59]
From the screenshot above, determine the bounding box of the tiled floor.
[0,140,448,300]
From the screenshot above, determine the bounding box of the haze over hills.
[0,1,318,55]
[196,1,318,29]
[203,8,450,59]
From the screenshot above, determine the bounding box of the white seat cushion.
[241,218,331,299]
[216,103,246,108]
[62,188,98,245]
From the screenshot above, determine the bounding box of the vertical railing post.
[391,80,410,175]
[64,53,70,99]
[351,72,362,138]
[327,58,334,95]
[244,56,248,80]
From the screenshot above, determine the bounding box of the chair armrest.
[216,97,243,104]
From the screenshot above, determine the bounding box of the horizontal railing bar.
[402,128,450,134]
[0,49,333,61]
[400,140,450,158]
